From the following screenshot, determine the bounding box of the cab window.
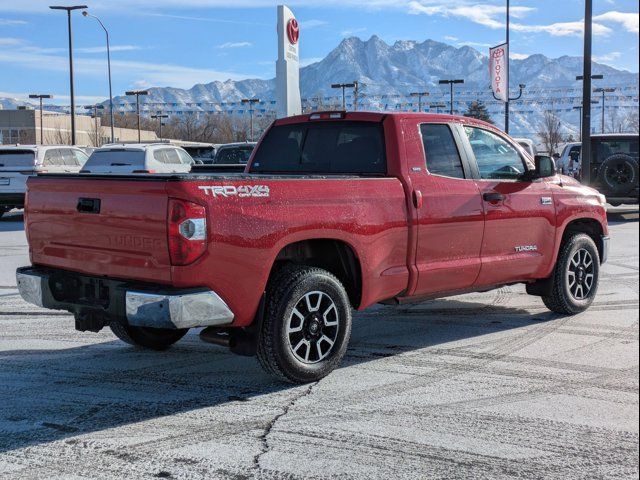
[43,149,64,166]
[420,124,465,179]
[464,127,526,180]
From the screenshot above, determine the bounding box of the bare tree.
[626,110,639,134]
[537,111,563,154]
[46,126,72,145]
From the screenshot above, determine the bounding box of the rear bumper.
[0,193,25,207]
[16,266,234,329]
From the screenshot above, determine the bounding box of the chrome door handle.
[483,192,505,203]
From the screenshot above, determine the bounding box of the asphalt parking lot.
[0,207,638,479]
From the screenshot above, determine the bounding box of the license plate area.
[48,273,111,308]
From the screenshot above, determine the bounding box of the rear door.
[405,120,485,296]
[0,149,36,199]
[461,125,556,285]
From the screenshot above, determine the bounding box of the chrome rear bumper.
[16,267,234,329]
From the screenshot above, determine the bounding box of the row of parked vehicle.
[0,141,256,217]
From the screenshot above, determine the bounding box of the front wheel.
[257,265,352,383]
[110,323,188,350]
[542,233,600,314]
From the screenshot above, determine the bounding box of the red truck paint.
[24,113,608,328]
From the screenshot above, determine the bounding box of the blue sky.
[0,0,638,104]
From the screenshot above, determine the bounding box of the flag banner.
[490,42,509,102]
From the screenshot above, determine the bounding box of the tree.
[537,110,563,154]
[626,110,639,134]
[464,101,493,124]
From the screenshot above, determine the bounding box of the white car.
[0,145,89,218]
[82,143,194,174]
[512,137,537,159]
[557,142,581,176]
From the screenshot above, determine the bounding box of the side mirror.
[534,155,556,178]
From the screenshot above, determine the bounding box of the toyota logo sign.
[287,18,299,45]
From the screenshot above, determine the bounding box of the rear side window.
[420,124,465,179]
[154,148,181,164]
[85,150,145,167]
[177,149,194,165]
[0,150,36,169]
[215,146,254,165]
[43,149,64,166]
[251,121,386,175]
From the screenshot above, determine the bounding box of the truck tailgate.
[26,176,172,284]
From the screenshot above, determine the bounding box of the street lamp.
[82,10,114,143]
[331,82,356,110]
[438,79,464,115]
[572,100,599,138]
[125,90,149,142]
[150,113,169,141]
[593,87,616,133]
[28,94,53,145]
[84,104,105,146]
[49,5,87,145]
[430,102,447,114]
[241,98,260,141]
[409,92,429,112]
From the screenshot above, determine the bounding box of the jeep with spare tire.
[587,134,639,206]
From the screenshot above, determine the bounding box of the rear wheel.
[257,265,352,383]
[110,322,188,350]
[542,233,600,314]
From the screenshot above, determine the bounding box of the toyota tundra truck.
[17,112,609,383]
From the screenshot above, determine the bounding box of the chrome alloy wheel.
[286,291,340,364]
[567,248,595,300]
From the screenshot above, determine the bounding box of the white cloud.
[511,19,612,37]
[0,18,27,25]
[0,37,23,46]
[216,41,252,49]
[341,27,367,37]
[444,35,458,42]
[511,52,531,60]
[594,11,639,34]
[300,19,328,29]
[593,51,622,62]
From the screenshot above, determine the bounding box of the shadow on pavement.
[607,207,639,225]
[0,298,547,453]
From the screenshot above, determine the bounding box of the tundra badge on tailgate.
[198,185,270,198]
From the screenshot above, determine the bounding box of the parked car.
[213,142,256,165]
[181,143,220,165]
[81,143,194,174]
[557,142,581,176]
[587,134,639,206]
[17,112,609,383]
[513,137,537,158]
[0,145,88,217]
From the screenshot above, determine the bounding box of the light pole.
[430,102,447,114]
[150,113,169,141]
[125,90,149,142]
[593,87,616,133]
[84,104,104,146]
[578,0,595,184]
[573,100,599,138]
[331,82,356,110]
[82,10,114,143]
[409,92,429,112]
[49,5,87,145]
[241,98,260,141]
[438,79,464,115]
[28,94,53,145]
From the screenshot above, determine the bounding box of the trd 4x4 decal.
[198,185,270,198]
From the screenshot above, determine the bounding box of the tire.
[257,264,352,384]
[542,233,600,315]
[597,154,639,196]
[109,322,188,350]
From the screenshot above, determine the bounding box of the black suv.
[585,134,639,206]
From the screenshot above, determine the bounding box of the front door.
[461,126,556,286]
[406,121,485,296]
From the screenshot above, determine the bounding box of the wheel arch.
[561,217,605,262]
[269,238,363,308]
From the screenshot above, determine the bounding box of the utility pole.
[125,90,149,142]
[409,91,429,112]
[353,81,359,111]
[150,113,169,141]
[49,5,87,145]
[593,87,616,133]
[573,100,599,138]
[84,104,104,146]
[580,0,594,184]
[28,94,53,145]
[331,82,356,110]
[241,98,260,141]
[438,79,464,115]
[82,10,115,143]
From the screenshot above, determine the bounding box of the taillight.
[168,198,207,266]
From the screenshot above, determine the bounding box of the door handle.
[412,190,423,209]
[483,192,505,203]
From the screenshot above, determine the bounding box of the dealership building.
[0,108,157,146]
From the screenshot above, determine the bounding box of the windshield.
[251,121,386,175]
[214,146,254,165]
[0,150,36,169]
[593,138,639,162]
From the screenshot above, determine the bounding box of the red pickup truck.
[17,112,609,383]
